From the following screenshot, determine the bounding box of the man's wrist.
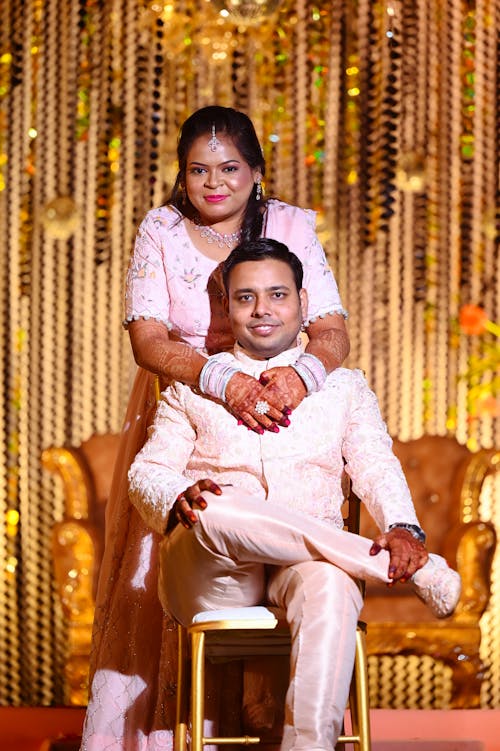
[388,522,426,544]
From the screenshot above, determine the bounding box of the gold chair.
[174,492,371,751]
[360,435,499,708]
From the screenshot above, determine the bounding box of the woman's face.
[184,134,262,227]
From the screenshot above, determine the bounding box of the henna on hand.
[259,366,307,413]
[370,528,428,584]
[172,479,222,529]
[225,372,287,431]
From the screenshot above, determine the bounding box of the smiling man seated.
[128,238,461,751]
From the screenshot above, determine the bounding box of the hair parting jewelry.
[207,124,222,152]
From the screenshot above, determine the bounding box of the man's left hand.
[370,528,428,584]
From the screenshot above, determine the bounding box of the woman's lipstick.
[205,195,227,203]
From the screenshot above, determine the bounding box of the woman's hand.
[370,528,429,584]
[171,479,222,529]
[225,372,290,432]
[259,366,307,412]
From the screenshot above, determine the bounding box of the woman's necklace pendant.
[193,218,242,250]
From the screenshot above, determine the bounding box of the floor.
[1,707,499,751]
[370,710,500,751]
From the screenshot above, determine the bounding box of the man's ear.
[299,288,308,321]
[222,293,229,315]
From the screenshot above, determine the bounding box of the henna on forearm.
[128,318,206,386]
[156,341,207,386]
[305,316,350,373]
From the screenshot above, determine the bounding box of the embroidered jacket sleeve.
[341,369,421,533]
[123,209,172,328]
[128,384,196,534]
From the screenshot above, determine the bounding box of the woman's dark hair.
[222,238,304,294]
[168,106,267,242]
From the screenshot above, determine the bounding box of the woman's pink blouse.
[124,200,347,352]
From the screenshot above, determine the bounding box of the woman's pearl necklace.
[192,218,242,250]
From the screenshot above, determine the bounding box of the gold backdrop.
[0,0,499,707]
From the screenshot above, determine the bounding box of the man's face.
[226,258,308,359]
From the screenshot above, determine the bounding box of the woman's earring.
[255,180,262,200]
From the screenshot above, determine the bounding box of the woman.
[81,106,349,751]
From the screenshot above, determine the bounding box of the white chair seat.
[190,606,289,659]
[192,605,280,626]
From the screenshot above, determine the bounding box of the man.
[128,238,460,751]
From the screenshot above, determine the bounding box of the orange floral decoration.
[458,303,488,335]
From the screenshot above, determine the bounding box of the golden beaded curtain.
[0,0,499,706]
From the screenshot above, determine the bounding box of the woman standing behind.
[81,106,349,750]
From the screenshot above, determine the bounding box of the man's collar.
[233,340,305,370]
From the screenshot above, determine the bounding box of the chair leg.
[352,627,371,751]
[191,630,206,751]
[337,626,371,751]
[175,625,189,751]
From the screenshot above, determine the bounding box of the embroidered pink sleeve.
[264,201,348,324]
[123,209,172,328]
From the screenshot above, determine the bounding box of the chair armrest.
[42,447,93,519]
[51,519,100,624]
[454,520,497,619]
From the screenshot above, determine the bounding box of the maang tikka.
[208,124,221,152]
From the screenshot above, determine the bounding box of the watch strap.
[388,522,426,544]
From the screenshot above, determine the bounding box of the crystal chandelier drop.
[211,0,284,25]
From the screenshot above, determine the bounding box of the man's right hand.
[171,479,222,529]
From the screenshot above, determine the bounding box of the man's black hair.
[222,238,304,294]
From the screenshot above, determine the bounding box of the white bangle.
[199,358,241,402]
[291,353,327,395]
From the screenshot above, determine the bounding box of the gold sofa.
[42,433,121,705]
[360,435,498,708]
[44,433,498,707]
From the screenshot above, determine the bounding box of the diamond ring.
[255,400,270,415]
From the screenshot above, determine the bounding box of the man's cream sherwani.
[128,343,422,751]
[129,343,420,535]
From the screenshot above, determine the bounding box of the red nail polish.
[283,406,292,415]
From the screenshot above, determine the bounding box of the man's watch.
[388,523,426,544]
